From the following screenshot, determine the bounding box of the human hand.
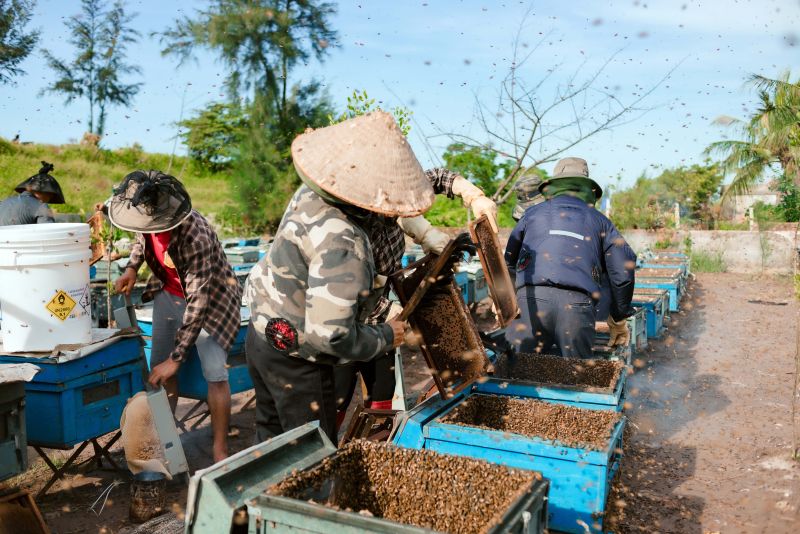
[606,317,630,347]
[470,195,498,232]
[114,268,137,295]
[387,319,409,348]
[148,358,181,387]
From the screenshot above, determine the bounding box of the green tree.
[0,0,39,84]
[158,0,337,145]
[611,163,724,230]
[706,71,800,196]
[441,143,515,196]
[229,86,334,231]
[178,101,248,170]
[41,0,141,136]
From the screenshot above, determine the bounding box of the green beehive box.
[186,422,549,534]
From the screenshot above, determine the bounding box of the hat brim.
[538,176,603,199]
[107,198,191,233]
[290,112,435,217]
[14,177,66,204]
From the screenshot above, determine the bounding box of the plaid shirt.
[127,211,242,362]
[370,167,458,276]
[366,168,458,323]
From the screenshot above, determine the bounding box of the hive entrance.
[492,353,623,391]
[440,394,621,451]
[269,440,538,534]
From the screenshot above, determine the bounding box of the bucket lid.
[0,223,90,243]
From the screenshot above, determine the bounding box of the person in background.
[110,170,241,462]
[504,157,637,357]
[511,173,545,222]
[0,161,65,225]
[245,112,484,443]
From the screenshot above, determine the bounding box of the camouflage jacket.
[0,192,54,225]
[245,186,394,365]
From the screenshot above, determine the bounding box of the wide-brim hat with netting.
[108,170,192,233]
[14,161,65,204]
[291,111,434,217]
[538,157,603,200]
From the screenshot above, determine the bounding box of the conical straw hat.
[291,111,435,217]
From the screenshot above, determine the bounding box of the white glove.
[398,215,450,255]
[452,176,498,232]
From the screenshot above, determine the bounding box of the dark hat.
[512,173,545,221]
[108,170,192,233]
[14,161,65,204]
[538,157,603,200]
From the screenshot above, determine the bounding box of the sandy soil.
[608,273,800,533]
[2,273,798,533]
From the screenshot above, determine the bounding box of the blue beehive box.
[482,366,627,412]
[636,277,681,311]
[0,336,145,448]
[632,293,665,339]
[454,270,470,304]
[137,306,253,399]
[392,390,625,534]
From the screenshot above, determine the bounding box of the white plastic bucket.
[0,223,92,352]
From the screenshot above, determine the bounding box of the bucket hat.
[108,170,192,233]
[291,111,434,217]
[512,173,544,221]
[14,161,65,204]
[538,157,603,200]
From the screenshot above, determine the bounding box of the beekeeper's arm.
[425,168,499,232]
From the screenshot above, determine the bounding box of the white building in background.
[721,181,779,220]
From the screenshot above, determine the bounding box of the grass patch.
[690,250,727,273]
[0,139,238,230]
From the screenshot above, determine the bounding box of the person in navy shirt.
[504,157,637,357]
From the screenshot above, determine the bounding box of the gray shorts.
[151,290,229,383]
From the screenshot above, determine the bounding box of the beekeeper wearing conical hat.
[244,111,493,443]
[0,161,65,225]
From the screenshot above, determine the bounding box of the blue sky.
[1,0,798,191]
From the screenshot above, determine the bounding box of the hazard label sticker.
[46,290,77,321]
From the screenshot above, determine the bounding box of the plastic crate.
[392,391,625,534]
[0,338,145,448]
[0,382,27,481]
[185,422,549,534]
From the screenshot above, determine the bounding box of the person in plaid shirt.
[110,170,241,462]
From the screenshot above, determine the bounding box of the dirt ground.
[608,273,800,533]
[2,273,799,533]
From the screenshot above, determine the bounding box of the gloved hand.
[398,215,450,254]
[452,176,499,232]
[606,316,630,347]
